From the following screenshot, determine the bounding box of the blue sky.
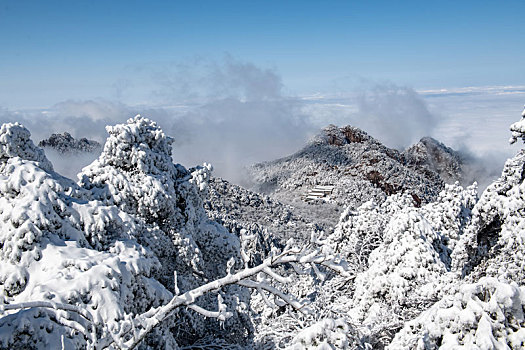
[1,0,524,108]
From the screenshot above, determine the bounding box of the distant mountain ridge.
[39,132,101,153]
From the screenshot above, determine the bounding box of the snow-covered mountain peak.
[250,123,443,210]
[312,124,377,147]
[404,135,464,184]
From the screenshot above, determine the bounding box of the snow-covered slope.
[204,176,331,248]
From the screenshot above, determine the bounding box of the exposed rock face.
[249,124,444,210]
[39,132,101,153]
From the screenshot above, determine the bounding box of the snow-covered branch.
[105,240,349,350]
[0,301,97,347]
[0,300,94,322]
[237,279,309,314]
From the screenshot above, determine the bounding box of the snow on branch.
[187,294,232,321]
[0,300,97,347]
[104,235,350,350]
[0,300,94,323]
[2,234,349,350]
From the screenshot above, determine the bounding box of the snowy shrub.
[77,115,253,344]
[0,123,140,295]
[78,116,238,280]
[190,162,213,194]
[319,179,478,348]
[78,115,186,225]
[389,277,525,349]
[348,205,459,348]
[329,193,416,274]
[0,122,53,172]
[0,118,253,348]
[0,240,173,349]
[389,111,525,350]
[455,151,525,281]
[508,106,525,144]
[287,318,351,350]
[422,182,477,252]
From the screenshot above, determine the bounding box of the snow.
[249,124,445,211]
[509,106,525,144]
[389,277,525,349]
[0,122,53,172]
[1,109,525,348]
[0,116,251,348]
[288,318,350,349]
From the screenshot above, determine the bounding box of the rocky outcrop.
[39,132,101,153]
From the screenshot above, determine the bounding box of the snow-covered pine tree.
[0,122,175,349]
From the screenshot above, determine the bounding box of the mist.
[0,59,317,184]
[299,82,440,150]
[354,83,438,149]
[43,148,101,181]
[159,58,316,184]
